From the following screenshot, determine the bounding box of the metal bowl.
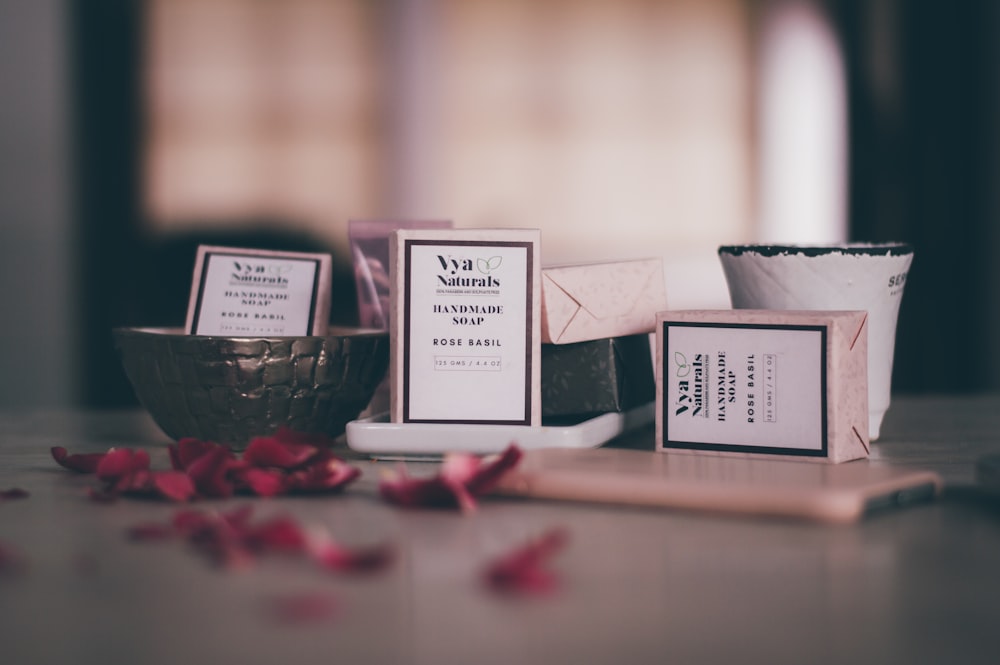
[113,326,389,446]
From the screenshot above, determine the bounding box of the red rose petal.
[170,438,224,470]
[96,448,151,483]
[378,469,461,510]
[485,528,569,595]
[242,435,319,470]
[378,444,523,513]
[51,446,105,474]
[465,445,524,495]
[150,471,197,502]
[185,446,237,498]
[0,488,29,501]
[234,467,288,497]
[439,453,481,485]
[245,516,308,553]
[172,508,217,535]
[308,533,395,574]
[285,459,361,494]
[221,504,255,530]
[267,593,337,624]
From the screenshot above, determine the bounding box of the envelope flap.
[544,261,662,320]
[541,274,581,342]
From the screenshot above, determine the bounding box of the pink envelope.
[541,258,668,344]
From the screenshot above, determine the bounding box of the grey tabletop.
[2,395,1000,665]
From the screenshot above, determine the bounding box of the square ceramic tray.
[345,403,654,456]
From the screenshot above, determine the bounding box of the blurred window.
[147,0,842,307]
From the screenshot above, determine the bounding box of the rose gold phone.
[494,447,942,523]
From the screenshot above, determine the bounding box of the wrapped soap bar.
[656,309,869,463]
[541,258,667,344]
[542,334,655,419]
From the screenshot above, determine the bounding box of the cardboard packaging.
[656,310,869,463]
[542,334,655,419]
[541,258,668,344]
[390,228,541,425]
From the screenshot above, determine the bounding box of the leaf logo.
[674,352,691,378]
[477,256,502,275]
[269,264,293,276]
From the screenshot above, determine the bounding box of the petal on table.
[242,434,320,470]
[96,448,151,483]
[285,459,361,494]
[51,446,105,474]
[185,447,238,498]
[484,528,569,595]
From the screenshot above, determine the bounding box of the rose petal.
[439,453,482,485]
[285,459,361,494]
[172,508,217,535]
[185,446,237,498]
[464,445,524,495]
[378,468,463,510]
[308,534,395,574]
[242,435,319,470]
[170,438,225,470]
[96,448,151,483]
[234,467,288,497]
[187,519,255,570]
[150,471,197,502]
[51,446,105,474]
[485,528,569,595]
[267,593,337,624]
[245,516,308,553]
[378,444,523,513]
[0,488,29,501]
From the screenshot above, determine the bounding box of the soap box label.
[186,246,332,336]
[391,230,541,425]
[662,322,828,457]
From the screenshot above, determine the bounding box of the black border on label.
[189,250,321,336]
[662,321,828,458]
[403,238,534,425]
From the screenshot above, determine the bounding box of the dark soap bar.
[541,334,655,418]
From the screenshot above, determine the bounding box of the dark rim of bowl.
[718,243,913,258]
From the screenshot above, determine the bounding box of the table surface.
[2,395,1000,665]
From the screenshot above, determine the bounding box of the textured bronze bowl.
[113,327,389,446]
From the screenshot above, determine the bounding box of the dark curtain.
[71,0,144,407]
[836,0,1000,393]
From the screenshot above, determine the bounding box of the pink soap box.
[656,309,870,464]
[540,258,668,345]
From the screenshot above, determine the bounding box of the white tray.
[345,403,655,456]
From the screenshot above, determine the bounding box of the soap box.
[656,310,869,463]
[542,334,655,419]
[541,258,668,344]
[390,228,541,425]
[185,245,333,337]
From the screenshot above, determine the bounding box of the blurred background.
[1,0,998,408]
